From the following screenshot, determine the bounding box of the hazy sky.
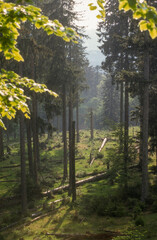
[74,1,100,50]
[75,0,98,30]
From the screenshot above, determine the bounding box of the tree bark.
[32,92,38,184]
[62,84,68,179]
[20,113,27,214]
[68,87,73,195]
[76,93,80,142]
[71,121,76,202]
[0,127,4,160]
[141,33,149,201]
[119,82,124,152]
[26,119,33,177]
[90,109,93,140]
[124,81,129,191]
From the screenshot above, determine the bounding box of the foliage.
[113,228,145,240]
[0,69,57,128]
[119,0,157,39]
[0,0,78,61]
[0,0,79,128]
[91,0,157,39]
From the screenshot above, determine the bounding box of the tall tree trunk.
[19,63,27,214]
[5,119,10,154]
[68,87,73,195]
[90,109,93,140]
[119,82,124,152]
[32,92,38,184]
[139,94,143,171]
[156,146,157,171]
[31,55,40,183]
[71,121,76,202]
[110,84,113,120]
[124,81,129,191]
[57,115,59,133]
[141,33,149,201]
[76,93,80,143]
[62,84,68,179]
[20,113,27,214]
[0,127,4,161]
[26,119,33,177]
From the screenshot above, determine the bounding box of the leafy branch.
[89,0,157,39]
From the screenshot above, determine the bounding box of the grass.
[0,128,157,239]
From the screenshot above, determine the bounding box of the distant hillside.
[87,49,104,67]
[84,28,104,67]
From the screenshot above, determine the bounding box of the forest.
[0,0,157,239]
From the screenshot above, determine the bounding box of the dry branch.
[99,138,108,152]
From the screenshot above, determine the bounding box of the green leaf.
[90,6,97,11]
[128,0,136,10]
[96,14,102,19]
[139,20,148,31]
[97,0,104,9]
[149,28,157,39]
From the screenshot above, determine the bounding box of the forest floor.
[0,128,157,240]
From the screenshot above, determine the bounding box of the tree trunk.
[90,109,93,140]
[139,94,143,171]
[62,84,68,179]
[26,119,33,177]
[20,113,27,214]
[124,81,129,192]
[68,88,73,195]
[119,82,124,152]
[141,34,149,201]
[71,121,76,202]
[0,127,4,161]
[76,93,80,143]
[5,119,10,154]
[32,92,38,184]
[156,146,157,171]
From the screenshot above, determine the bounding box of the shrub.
[113,229,145,240]
[0,234,5,240]
[135,216,145,227]
[152,198,157,212]
[96,152,104,159]
[79,194,127,217]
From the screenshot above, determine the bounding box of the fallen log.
[90,137,108,166]
[43,172,108,196]
[98,138,108,152]
[0,180,19,183]
[0,164,20,169]
[76,171,104,178]
[0,174,12,179]
[90,157,95,166]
